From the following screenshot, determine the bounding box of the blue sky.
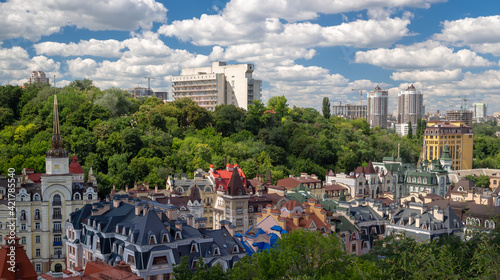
[1,0,499,114]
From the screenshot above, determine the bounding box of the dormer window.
[232,245,239,253]
[214,247,220,255]
[150,235,156,245]
[74,193,80,200]
[191,243,198,253]
[33,193,40,201]
[175,232,181,240]
[162,234,169,243]
[192,260,198,269]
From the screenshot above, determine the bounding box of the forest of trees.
[172,228,500,280]
[1,80,499,198]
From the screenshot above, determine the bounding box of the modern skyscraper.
[473,103,487,122]
[397,84,424,124]
[367,85,388,128]
[28,70,50,86]
[172,61,262,111]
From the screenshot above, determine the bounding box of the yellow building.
[423,121,474,170]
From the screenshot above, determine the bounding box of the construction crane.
[351,88,363,106]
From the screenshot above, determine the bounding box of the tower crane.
[351,88,363,106]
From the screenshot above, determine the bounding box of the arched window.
[34,209,41,220]
[33,193,40,201]
[149,235,155,245]
[87,194,92,200]
[74,193,80,200]
[55,263,62,272]
[53,194,61,206]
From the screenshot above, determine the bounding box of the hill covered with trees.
[1,80,499,198]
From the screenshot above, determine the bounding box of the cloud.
[34,39,125,57]
[391,69,463,81]
[160,13,411,49]
[434,15,500,45]
[0,0,167,42]
[354,41,493,70]
[457,70,500,89]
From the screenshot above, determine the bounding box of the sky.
[1,0,500,114]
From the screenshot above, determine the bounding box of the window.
[236,219,243,226]
[0,221,2,229]
[175,232,181,240]
[214,247,220,255]
[53,194,61,206]
[21,224,26,231]
[226,206,230,214]
[249,218,253,225]
[54,222,62,233]
[236,208,243,214]
[153,256,168,265]
[36,235,40,243]
[20,210,26,221]
[54,235,62,242]
[33,193,40,201]
[88,194,93,200]
[34,209,40,220]
[35,264,42,272]
[150,236,156,245]
[35,223,40,230]
[53,208,62,219]
[257,205,262,212]
[162,234,168,243]
[127,255,135,265]
[248,206,254,213]
[192,260,198,269]
[74,193,81,200]
[36,248,41,257]
[233,245,239,253]
[55,263,62,272]
[191,243,198,253]
[21,236,26,244]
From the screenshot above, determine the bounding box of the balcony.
[53,241,63,246]
[19,216,26,221]
[51,253,65,259]
[34,215,40,220]
[53,228,62,233]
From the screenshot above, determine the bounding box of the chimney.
[125,185,129,193]
[415,215,421,228]
[134,181,137,189]
[293,214,300,227]
[303,213,310,221]
[146,183,150,190]
[112,184,116,190]
[187,215,194,227]
[113,199,121,208]
[115,261,132,273]
[135,204,142,216]
[166,205,178,220]
[155,184,158,193]
[175,220,183,231]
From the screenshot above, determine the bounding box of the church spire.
[46,81,68,159]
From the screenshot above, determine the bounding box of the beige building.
[367,86,388,128]
[172,61,262,111]
[15,94,99,276]
[331,104,367,119]
[28,70,50,86]
[398,84,424,125]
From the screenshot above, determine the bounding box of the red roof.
[27,172,42,183]
[69,155,85,174]
[0,237,37,280]
[210,166,247,191]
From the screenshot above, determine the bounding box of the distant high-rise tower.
[398,84,424,124]
[172,61,262,111]
[473,103,487,122]
[28,70,50,86]
[367,85,388,128]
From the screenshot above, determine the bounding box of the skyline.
[1,0,499,113]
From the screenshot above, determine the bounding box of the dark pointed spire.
[226,167,246,196]
[46,92,68,158]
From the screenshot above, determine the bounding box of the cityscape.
[1,1,500,280]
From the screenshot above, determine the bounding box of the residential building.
[276,173,324,199]
[473,103,487,122]
[65,200,246,279]
[386,202,464,241]
[366,85,388,128]
[423,121,474,170]
[15,94,99,275]
[397,84,424,125]
[331,104,367,119]
[28,70,50,86]
[393,122,418,136]
[126,87,154,98]
[446,110,473,126]
[172,61,262,111]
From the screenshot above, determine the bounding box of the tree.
[213,104,247,136]
[94,88,133,116]
[322,97,331,119]
[67,79,94,91]
[267,95,288,120]
[407,121,413,139]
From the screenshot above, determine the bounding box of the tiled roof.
[69,155,85,174]
[226,168,247,196]
[210,166,247,191]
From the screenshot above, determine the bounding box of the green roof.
[333,216,358,233]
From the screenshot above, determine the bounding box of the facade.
[394,122,418,137]
[397,84,424,125]
[28,70,50,86]
[65,200,246,279]
[276,173,324,199]
[446,110,473,126]
[15,94,99,276]
[423,121,474,170]
[473,103,487,122]
[172,61,262,111]
[386,203,464,241]
[366,86,388,128]
[331,104,367,119]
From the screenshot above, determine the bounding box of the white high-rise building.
[473,103,487,122]
[367,86,388,128]
[172,61,262,111]
[398,84,424,124]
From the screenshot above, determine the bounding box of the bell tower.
[45,92,69,175]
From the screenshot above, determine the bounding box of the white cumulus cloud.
[391,69,463,81]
